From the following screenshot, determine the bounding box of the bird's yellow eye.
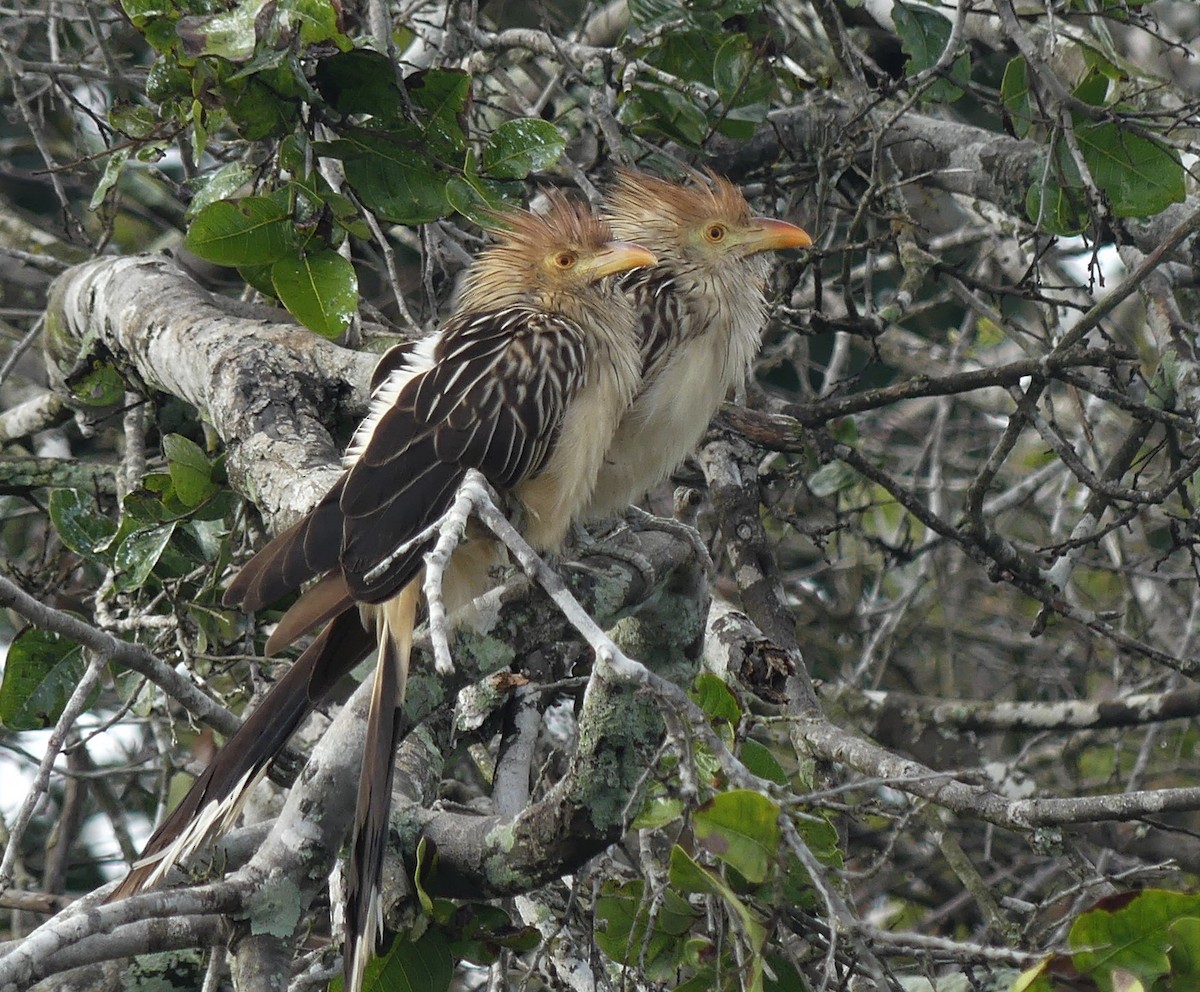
[704,223,727,243]
[553,251,577,269]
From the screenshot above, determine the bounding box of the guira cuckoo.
[584,170,812,520]
[112,194,654,992]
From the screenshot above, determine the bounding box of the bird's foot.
[621,502,714,576]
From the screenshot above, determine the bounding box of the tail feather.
[266,573,356,655]
[109,610,374,902]
[223,477,347,613]
[343,581,418,992]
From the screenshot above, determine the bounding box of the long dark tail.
[343,581,418,992]
[109,609,374,901]
[222,476,347,613]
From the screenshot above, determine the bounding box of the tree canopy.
[2,1,1200,991]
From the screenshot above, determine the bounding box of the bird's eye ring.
[704,224,726,243]
[554,251,577,269]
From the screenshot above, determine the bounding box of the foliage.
[1,0,1200,991]
[1015,890,1200,992]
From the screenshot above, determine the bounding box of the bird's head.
[459,192,657,313]
[605,170,812,275]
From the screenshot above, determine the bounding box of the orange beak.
[745,217,813,252]
[585,241,659,280]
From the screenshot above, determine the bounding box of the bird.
[110,192,654,992]
[582,169,812,522]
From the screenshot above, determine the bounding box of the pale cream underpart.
[584,260,768,520]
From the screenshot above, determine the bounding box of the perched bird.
[111,194,653,992]
[583,170,812,521]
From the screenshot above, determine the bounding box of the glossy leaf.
[315,49,405,119]
[481,119,566,180]
[186,162,255,217]
[326,130,452,224]
[1168,916,1200,986]
[271,249,358,338]
[286,0,343,46]
[330,928,454,992]
[668,846,766,988]
[1070,889,1200,990]
[691,672,741,724]
[49,489,117,559]
[693,789,781,884]
[185,196,293,265]
[163,434,220,507]
[620,85,709,148]
[226,74,301,140]
[407,68,471,156]
[594,878,698,978]
[177,0,268,62]
[113,522,177,590]
[1077,122,1185,218]
[632,796,684,829]
[0,627,87,730]
[739,739,788,785]
[893,1,970,103]
[1001,56,1033,139]
[711,34,775,137]
[71,361,126,408]
[445,175,521,225]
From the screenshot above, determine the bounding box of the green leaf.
[120,0,177,26]
[0,627,87,730]
[632,796,684,829]
[284,0,342,46]
[481,119,566,180]
[668,846,767,987]
[109,103,159,139]
[226,74,300,140]
[1074,68,1110,107]
[690,672,741,724]
[146,56,192,103]
[90,150,129,211]
[1001,56,1033,139]
[445,175,521,225]
[49,489,117,559]
[271,249,358,338]
[324,130,452,224]
[113,522,177,590]
[739,739,788,785]
[620,84,709,148]
[185,196,294,266]
[893,1,971,103]
[71,361,125,408]
[406,68,471,157]
[693,790,781,884]
[163,434,220,508]
[315,49,405,119]
[238,262,278,298]
[1070,890,1200,991]
[1168,916,1200,985]
[709,35,773,139]
[628,0,686,32]
[1009,960,1060,992]
[177,0,269,62]
[764,953,809,992]
[1076,122,1185,218]
[329,929,454,992]
[594,878,698,978]
[808,460,858,497]
[186,162,255,218]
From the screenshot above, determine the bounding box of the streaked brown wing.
[223,475,347,612]
[624,270,683,379]
[339,306,587,602]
